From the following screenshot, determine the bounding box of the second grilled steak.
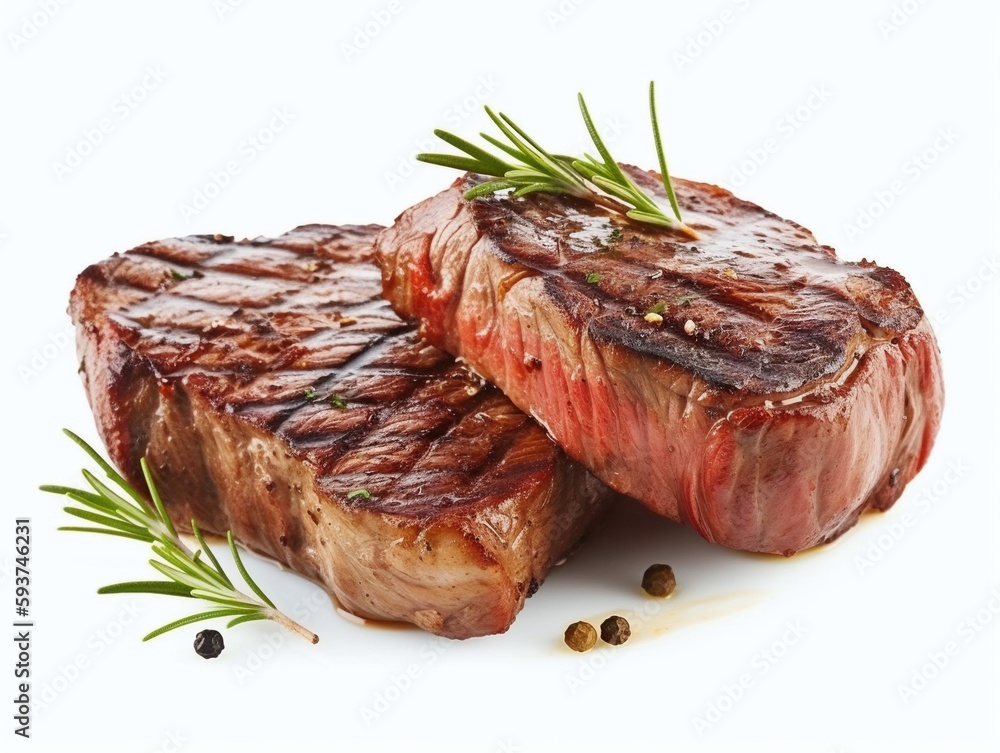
[376,171,945,555]
[69,224,609,638]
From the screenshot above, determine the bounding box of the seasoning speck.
[641,564,676,597]
[600,615,631,645]
[194,629,225,659]
[723,267,738,280]
[523,354,542,371]
[684,319,696,335]
[564,621,597,652]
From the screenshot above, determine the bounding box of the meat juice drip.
[349,615,421,632]
[734,529,849,562]
[574,590,764,646]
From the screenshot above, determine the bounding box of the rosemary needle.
[41,429,319,644]
[418,81,698,239]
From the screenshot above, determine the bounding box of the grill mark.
[545,263,856,393]
[128,241,219,267]
[469,170,916,395]
[111,258,408,390]
[133,246,321,299]
[89,225,555,518]
[282,352,493,473]
[366,385,496,508]
[268,330,406,437]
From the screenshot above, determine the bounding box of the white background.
[2,1,997,751]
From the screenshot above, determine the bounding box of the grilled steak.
[375,170,945,555]
[69,224,608,638]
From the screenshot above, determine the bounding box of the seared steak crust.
[375,170,945,555]
[70,224,608,638]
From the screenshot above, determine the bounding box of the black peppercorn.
[642,564,676,597]
[194,629,225,659]
[600,615,630,645]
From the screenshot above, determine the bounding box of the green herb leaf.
[227,612,270,629]
[648,81,683,223]
[142,608,259,642]
[42,432,319,645]
[97,581,196,598]
[191,519,234,590]
[586,273,601,284]
[56,526,156,543]
[228,531,276,610]
[346,489,371,501]
[417,83,699,238]
[61,507,154,539]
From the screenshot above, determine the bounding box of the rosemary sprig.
[40,429,319,644]
[417,81,698,238]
